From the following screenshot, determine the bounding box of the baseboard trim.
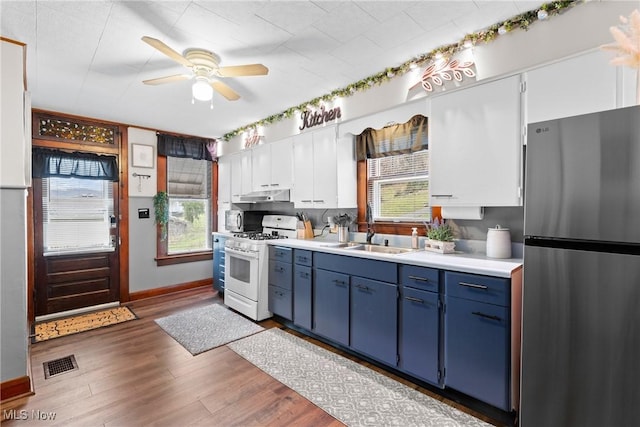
[128,279,212,301]
[1,376,33,403]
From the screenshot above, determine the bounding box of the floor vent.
[43,355,78,379]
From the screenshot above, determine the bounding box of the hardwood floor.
[1,287,502,426]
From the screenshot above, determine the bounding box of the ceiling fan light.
[192,78,213,101]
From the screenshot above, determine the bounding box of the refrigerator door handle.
[458,282,488,290]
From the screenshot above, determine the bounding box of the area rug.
[155,303,264,355]
[228,328,491,427]
[34,306,137,343]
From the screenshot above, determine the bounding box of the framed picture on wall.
[131,143,154,168]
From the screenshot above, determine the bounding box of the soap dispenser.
[411,227,419,249]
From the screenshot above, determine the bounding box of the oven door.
[225,247,259,301]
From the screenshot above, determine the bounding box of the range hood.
[239,189,290,202]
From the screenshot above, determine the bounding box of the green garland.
[222,0,580,141]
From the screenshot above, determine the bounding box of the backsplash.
[238,203,524,243]
[448,207,524,243]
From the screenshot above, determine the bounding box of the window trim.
[155,155,215,265]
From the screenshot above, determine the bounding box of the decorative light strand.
[222,0,580,141]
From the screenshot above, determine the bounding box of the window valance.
[157,133,217,161]
[32,148,119,181]
[355,114,427,160]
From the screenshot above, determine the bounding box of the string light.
[222,0,581,141]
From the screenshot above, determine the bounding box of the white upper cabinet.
[230,150,252,203]
[251,138,293,192]
[430,75,523,209]
[293,126,355,209]
[292,132,315,207]
[217,155,231,203]
[1,40,29,189]
[525,50,618,124]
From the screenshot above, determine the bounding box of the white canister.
[486,225,512,259]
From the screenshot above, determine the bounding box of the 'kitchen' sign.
[299,106,341,130]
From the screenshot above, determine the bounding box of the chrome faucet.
[365,203,375,244]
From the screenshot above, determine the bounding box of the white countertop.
[267,238,522,278]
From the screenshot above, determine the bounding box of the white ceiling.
[1,1,548,139]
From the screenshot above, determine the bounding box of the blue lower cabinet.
[212,234,226,293]
[445,296,510,410]
[293,264,312,330]
[313,268,350,346]
[400,287,441,386]
[350,277,398,366]
[268,285,292,320]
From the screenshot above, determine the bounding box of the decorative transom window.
[166,156,211,254]
[367,150,430,222]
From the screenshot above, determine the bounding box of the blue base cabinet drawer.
[445,296,510,410]
[313,268,350,346]
[269,261,293,290]
[400,265,439,292]
[268,285,292,320]
[445,271,509,306]
[270,246,293,262]
[350,277,398,366]
[294,249,312,267]
[293,264,312,330]
[400,286,441,386]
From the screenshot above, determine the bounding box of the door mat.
[229,328,492,427]
[33,306,137,343]
[155,303,264,355]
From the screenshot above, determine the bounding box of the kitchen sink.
[320,242,415,254]
[345,244,416,254]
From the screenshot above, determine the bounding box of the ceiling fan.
[141,36,268,103]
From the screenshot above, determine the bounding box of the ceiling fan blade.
[217,64,268,77]
[143,74,190,85]
[211,81,240,101]
[141,36,193,68]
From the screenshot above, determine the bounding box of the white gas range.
[224,215,298,321]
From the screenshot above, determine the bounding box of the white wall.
[128,127,158,198]
[0,39,29,385]
[126,127,213,293]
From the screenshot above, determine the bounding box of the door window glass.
[42,177,114,254]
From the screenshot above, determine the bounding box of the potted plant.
[153,191,169,241]
[425,218,455,253]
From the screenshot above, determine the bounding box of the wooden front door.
[33,177,120,316]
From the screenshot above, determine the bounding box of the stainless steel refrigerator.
[520,105,640,427]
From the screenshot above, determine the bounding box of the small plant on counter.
[153,191,169,241]
[426,218,454,242]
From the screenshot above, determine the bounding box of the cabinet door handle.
[313,200,325,203]
[408,275,430,282]
[472,311,502,322]
[299,272,310,278]
[270,183,279,187]
[276,267,285,273]
[405,296,424,304]
[260,184,269,187]
[458,282,488,290]
[301,199,312,203]
[431,194,453,198]
[332,279,347,286]
[354,284,370,291]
